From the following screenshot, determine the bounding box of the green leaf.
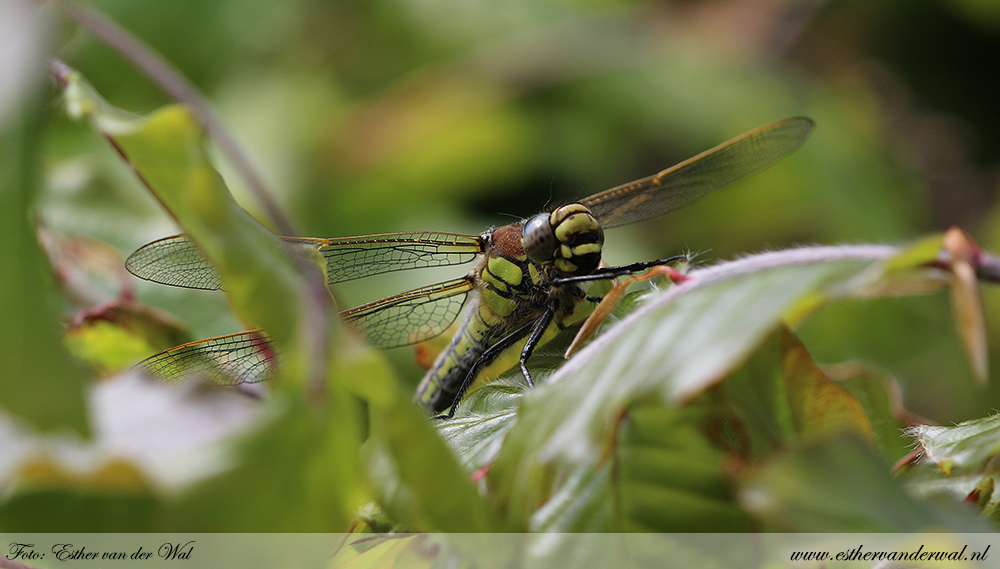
[364,368,502,533]
[165,392,368,531]
[436,376,522,471]
[902,413,1000,516]
[0,490,159,532]
[910,414,1000,476]
[59,63,330,386]
[64,319,163,373]
[708,326,872,461]
[483,241,984,531]
[51,64,502,533]
[0,74,89,434]
[822,361,914,464]
[490,247,895,529]
[738,434,991,532]
[329,534,436,569]
[57,65,372,529]
[617,404,753,532]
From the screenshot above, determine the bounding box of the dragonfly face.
[126,117,815,419]
[523,203,605,276]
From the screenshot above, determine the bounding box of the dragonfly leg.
[432,319,536,421]
[564,262,691,358]
[519,304,557,388]
[552,254,688,285]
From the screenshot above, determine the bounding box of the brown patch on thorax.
[489,224,526,258]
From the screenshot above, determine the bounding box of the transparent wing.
[125,235,225,290]
[126,232,483,291]
[580,117,815,229]
[299,233,483,284]
[342,277,475,349]
[136,278,475,384]
[135,330,277,385]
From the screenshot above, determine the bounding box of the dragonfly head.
[522,203,604,276]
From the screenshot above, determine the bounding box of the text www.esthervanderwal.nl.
[790,544,990,563]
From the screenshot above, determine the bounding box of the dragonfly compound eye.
[550,203,604,275]
[522,213,558,264]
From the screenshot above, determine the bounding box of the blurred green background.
[32,0,1000,424]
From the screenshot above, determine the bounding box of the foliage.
[2,0,1000,557]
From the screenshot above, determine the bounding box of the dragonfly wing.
[136,277,472,384]
[581,117,815,229]
[125,235,224,290]
[289,233,483,284]
[341,277,475,349]
[135,330,277,385]
[126,233,483,290]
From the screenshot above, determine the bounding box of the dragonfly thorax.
[522,203,605,276]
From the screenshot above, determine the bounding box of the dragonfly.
[127,117,815,419]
